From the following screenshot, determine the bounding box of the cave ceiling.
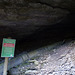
[0,0,75,44]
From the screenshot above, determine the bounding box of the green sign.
[1,38,16,57]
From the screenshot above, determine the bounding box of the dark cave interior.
[14,12,75,55]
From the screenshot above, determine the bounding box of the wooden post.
[3,57,8,75]
[3,37,11,75]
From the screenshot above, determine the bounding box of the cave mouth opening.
[0,1,75,74]
[0,13,75,57]
[16,12,75,54]
[0,12,75,74]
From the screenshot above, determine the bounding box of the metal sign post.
[1,38,16,75]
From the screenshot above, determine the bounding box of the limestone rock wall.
[0,0,74,42]
[0,1,70,44]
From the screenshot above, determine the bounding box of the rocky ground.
[8,39,75,75]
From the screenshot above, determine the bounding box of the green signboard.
[1,38,16,57]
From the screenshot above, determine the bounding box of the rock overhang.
[0,0,75,51]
